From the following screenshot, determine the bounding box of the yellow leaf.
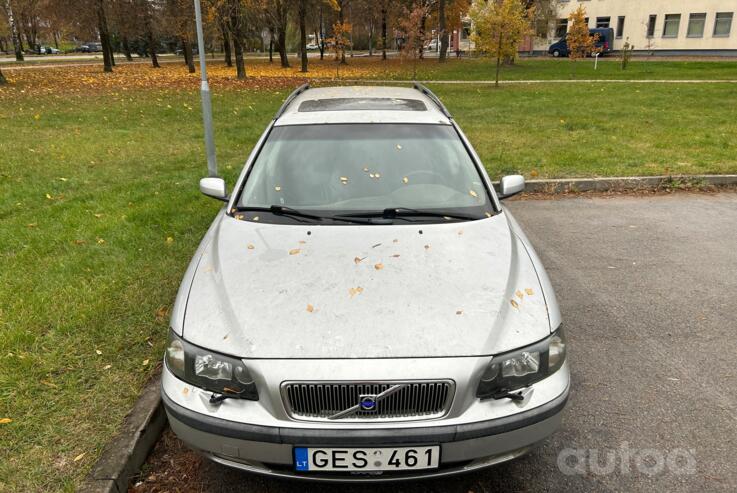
[354,256,365,264]
[306,304,314,313]
[510,299,519,309]
[516,290,524,300]
[247,243,255,250]
[0,418,12,424]
[252,216,260,222]
[166,237,174,244]
[289,248,301,255]
[95,349,102,355]
[73,453,86,462]
[142,359,149,366]
[469,190,478,198]
[45,193,52,199]
[525,288,534,296]
[103,364,112,370]
[97,238,105,244]
[374,263,384,270]
[274,186,282,191]
[402,176,409,184]
[34,114,41,120]
[396,144,402,150]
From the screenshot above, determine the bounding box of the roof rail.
[413,82,452,119]
[274,83,310,120]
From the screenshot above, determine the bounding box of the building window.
[663,14,681,38]
[555,18,568,38]
[596,17,611,29]
[714,12,734,37]
[687,13,707,37]
[647,15,657,37]
[616,16,625,38]
[584,17,590,27]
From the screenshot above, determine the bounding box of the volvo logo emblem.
[359,395,377,411]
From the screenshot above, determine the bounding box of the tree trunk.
[220,20,232,67]
[338,2,346,64]
[107,37,116,66]
[418,13,426,60]
[318,7,325,60]
[228,0,246,79]
[148,30,160,68]
[298,0,308,72]
[122,36,133,61]
[495,33,502,88]
[4,0,24,61]
[95,0,113,72]
[368,19,373,56]
[0,67,6,84]
[277,29,289,68]
[439,0,448,62]
[381,5,387,61]
[183,38,195,73]
[268,38,273,62]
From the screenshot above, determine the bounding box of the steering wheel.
[403,169,445,184]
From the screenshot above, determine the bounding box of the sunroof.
[298,98,427,112]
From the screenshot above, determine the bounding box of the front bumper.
[161,361,569,481]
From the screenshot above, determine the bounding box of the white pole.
[194,0,218,177]
[594,52,600,70]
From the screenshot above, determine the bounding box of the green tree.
[469,0,534,87]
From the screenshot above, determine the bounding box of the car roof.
[274,86,452,126]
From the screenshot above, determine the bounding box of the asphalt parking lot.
[133,192,737,492]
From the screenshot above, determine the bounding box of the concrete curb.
[513,174,737,194]
[78,373,165,493]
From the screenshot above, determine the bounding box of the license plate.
[294,446,440,472]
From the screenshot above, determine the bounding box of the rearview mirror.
[498,175,525,199]
[199,177,228,202]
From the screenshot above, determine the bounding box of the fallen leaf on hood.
[289,248,301,255]
[252,216,260,222]
[458,230,464,236]
[456,310,463,315]
[515,290,524,300]
[182,387,189,396]
[274,186,282,191]
[306,304,314,313]
[372,243,381,248]
[348,287,364,298]
[0,418,12,425]
[396,144,402,150]
[525,288,534,296]
[393,239,399,243]
[402,176,409,184]
[391,254,400,258]
[510,299,519,309]
[375,173,381,178]
[424,244,430,250]
[485,212,492,218]
[469,190,478,198]
[247,243,255,250]
[73,453,86,462]
[235,214,244,220]
[374,263,384,270]
[369,173,375,178]
[354,256,365,264]
[363,167,369,172]
[298,240,306,244]
[340,176,349,185]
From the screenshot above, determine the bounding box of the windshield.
[237,124,493,221]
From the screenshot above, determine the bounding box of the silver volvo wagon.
[161,84,569,482]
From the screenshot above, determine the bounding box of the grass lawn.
[1,61,736,491]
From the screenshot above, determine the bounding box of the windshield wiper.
[337,207,482,222]
[234,205,379,224]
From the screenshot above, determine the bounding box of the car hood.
[182,213,550,358]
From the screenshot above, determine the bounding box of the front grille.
[282,381,454,421]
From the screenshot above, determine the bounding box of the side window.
[663,14,681,38]
[616,16,625,38]
[647,15,657,37]
[714,12,733,37]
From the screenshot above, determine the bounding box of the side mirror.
[199,177,228,202]
[498,175,525,199]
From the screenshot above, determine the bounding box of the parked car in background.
[425,38,439,51]
[548,27,614,57]
[306,42,319,50]
[162,84,569,481]
[37,46,60,55]
[80,42,103,53]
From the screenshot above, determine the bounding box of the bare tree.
[94,0,113,71]
[3,0,25,61]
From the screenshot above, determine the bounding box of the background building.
[535,0,736,55]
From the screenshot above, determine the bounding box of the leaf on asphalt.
[306,304,314,313]
[247,243,255,250]
[525,288,534,296]
[516,290,524,300]
[510,299,519,309]
[289,248,301,255]
[374,263,384,270]
[0,418,12,425]
[73,453,86,462]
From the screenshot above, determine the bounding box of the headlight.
[476,327,566,400]
[165,330,258,400]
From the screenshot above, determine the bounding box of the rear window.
[298,98,427,112]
